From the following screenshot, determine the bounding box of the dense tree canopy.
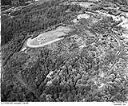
[1,0,128,102]
[1,0,11,5]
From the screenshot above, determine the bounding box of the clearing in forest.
[26,26,72,48]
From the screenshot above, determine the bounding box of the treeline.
[104,0,128,5]
[1,0,33,5]
[1,0,11,5]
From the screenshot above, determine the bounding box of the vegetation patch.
[1,0,128,102]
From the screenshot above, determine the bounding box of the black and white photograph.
[1,0,128,104]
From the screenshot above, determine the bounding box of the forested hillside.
[1,0,128,102]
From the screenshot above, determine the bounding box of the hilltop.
[1,0,128,102]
